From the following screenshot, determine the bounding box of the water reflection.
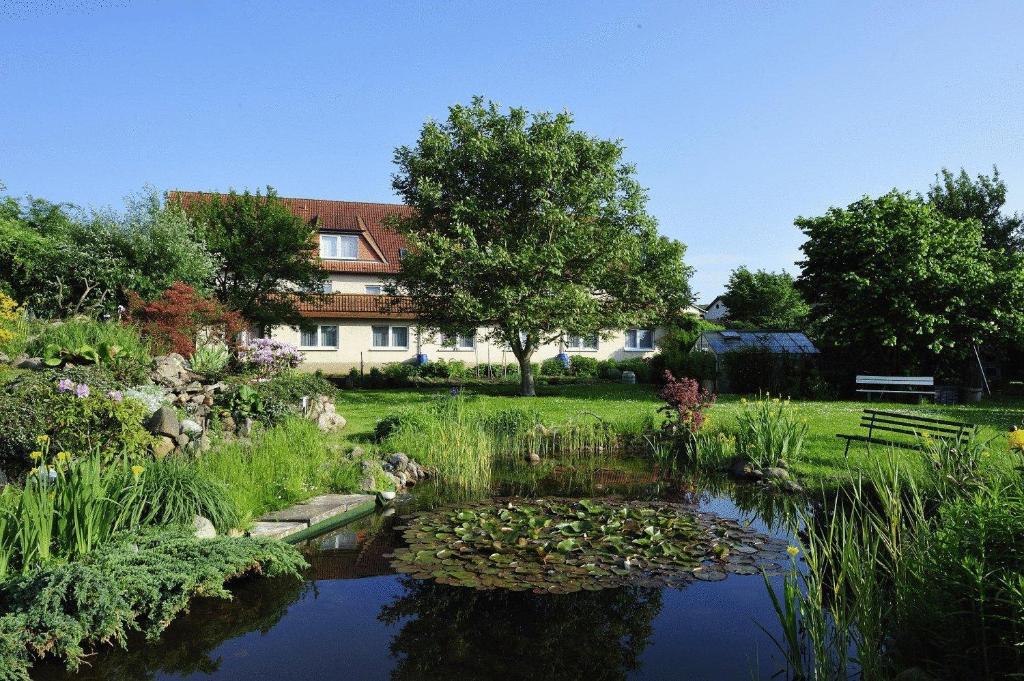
[379,578,662,681]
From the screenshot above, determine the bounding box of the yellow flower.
[35,434,50,445]
[1009,428,1024,452]
[55,451,71,464]
[131,464,145,478]
[786,546,800,557]
[29,451,42,461]
[740,398,747,404]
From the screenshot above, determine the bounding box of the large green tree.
[390,98,693,396]
[796,190,1024,377]
[720,266,809,329]
[926,166,1022,253]
[178,187,326,329]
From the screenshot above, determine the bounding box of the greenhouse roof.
[695,330,820,355]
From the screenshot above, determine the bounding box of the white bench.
[855,375,935,401]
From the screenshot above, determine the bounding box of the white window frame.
[565,333,599,352]
[625,328,655,351]
[371,324,410,350]
[319,234,359,260]
[442,330,476,351]
[299,324,339,350]
[365,284,383,295]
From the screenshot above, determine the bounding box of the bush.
[618,357,653,383]
[28,318,152,384]
[236,338,303,377]
[0,370,156,471]
[650,350,716,383]
[568,355,599,378]
[657,370,715,435]
[188,341,231,378]
[0,292,29,358]
[0,527,306,678]
[251,370,337,411]
[126,282,243,357]
[419,358,468,380]
[540,357,569,377]
[374,412,426,442]
[383,361,418,386]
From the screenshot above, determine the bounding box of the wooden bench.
[837,409,978,458]
[855,375,936,401]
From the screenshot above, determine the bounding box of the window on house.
[319,234,359,260]
[625,328,654,351]
[365,285,383,294]
[372,325,409,349]
[565,333,599,351]
[398,248,408,258]
[442,330,476,350]
[300,325,339,349]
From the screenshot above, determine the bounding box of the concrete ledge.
[248,521,307,540]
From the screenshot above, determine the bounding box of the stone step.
[248,521,307,540]
[249,494,376,541]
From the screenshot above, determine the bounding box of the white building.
[702,296,729,322]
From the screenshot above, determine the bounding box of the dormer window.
[398,247,408,258]
[320,234,358,260]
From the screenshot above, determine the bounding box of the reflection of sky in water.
[38,481,800,681]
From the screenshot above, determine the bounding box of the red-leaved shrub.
[126,282,245,356]
[658,370,715,434]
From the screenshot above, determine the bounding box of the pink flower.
[107,390,123,402]
[75,383,90,399]
[57,378,74,393]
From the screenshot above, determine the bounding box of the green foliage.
[721,266,810,329]
[391,97,693,395]
[374,412,426,442]
[0,292,28,358]
[617,357,653,382]
[540,357,569,377]
[567,355,599,378]
[796,190,1024,377]
[28,319,152,384]
[926,166,1023,253]
[196,417,359,523]
[734,395,808,468]
[250,369,338,408]
[0,527,306,678]
[177,187,327,328]
[0,370,156,470]
[721,347,822,397]
[188,341,231,378]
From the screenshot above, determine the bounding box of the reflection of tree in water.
[33,575,310,681]
[379,577,662,681]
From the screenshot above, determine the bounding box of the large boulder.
[307,395,347,432]
[12,355,43,371]
[153,436,176,459]
[193,515,216,539]
[146,406,180,438]
[152,353,193,388]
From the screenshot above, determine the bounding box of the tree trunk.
[518,351,536,397]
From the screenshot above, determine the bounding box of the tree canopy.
[720,267,809,329]
[796,190,1024,378]
[926,166,1022,253]
[178,187,325,330]
[390,98,693,395]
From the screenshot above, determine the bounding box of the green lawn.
[333,383,1023,490]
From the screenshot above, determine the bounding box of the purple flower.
[75,383,90,399]
[107,390,123,402]
[57,378,74,393]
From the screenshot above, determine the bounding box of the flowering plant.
[237,337,303,376]
[658,370,716,434]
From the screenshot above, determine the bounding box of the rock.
[237,417,253,438]
[0,352,9,364]
[387,452,410,469]
[153,353,192,386]
[12,355,43,371]
[185,381,203,393]
[775,459,789,469]
[377,490,396,502]
[222,415,237,433]
[175,433,190,447]
[396,471,408,487]
[153,436,176,459]
[527,453,541,466]
[781,480,804,494]
[193,515,216,539]
[350,446,366,459]
[764,466,790,481]
[198,434,212,452]
[307,395,347,432]
[180,419,203,436]
[146,406,180,438]
[0,468,8,489]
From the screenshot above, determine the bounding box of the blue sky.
[2,1,1022,300]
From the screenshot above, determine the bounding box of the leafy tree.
[390,98,693,396]
[720,266,809,329]
[126,282,244,356]
[177,187,326,329]
[926,166,1023,253]
[796,190,1024,378]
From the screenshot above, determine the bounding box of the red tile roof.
[167,191,411,274]
[296,293,416,320]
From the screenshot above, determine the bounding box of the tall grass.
[735,395,808,467]
[116,455,241,532]
[197,417,360,524]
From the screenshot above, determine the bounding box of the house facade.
[172,193,668,373]
[702,296,729,322]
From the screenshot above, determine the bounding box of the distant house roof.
[694,330,819,355]
[167,191,412,274]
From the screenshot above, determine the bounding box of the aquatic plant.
[735,395,807,468]
[391,497,789,594]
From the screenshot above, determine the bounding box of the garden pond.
[36,465,808,681]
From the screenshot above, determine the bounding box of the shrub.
[540,357,569,376]
[252,370,337,409]
[0,292,29,358]
[0,527,307,678]
[237,337,302,377]
[126,282,244,356]
[596,359,619,379]
[0,371,156,470]
[568,355,599,378]
[28,318,152,384]
[374,412,426,442]
[419,358,469,379]
[189,341,230,378]
[657,370,715,435]
[382,361,418,386]
[618,357,653,382]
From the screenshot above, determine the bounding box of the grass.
[332,383,1022,491]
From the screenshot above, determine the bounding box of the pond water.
[36,468,805,681]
